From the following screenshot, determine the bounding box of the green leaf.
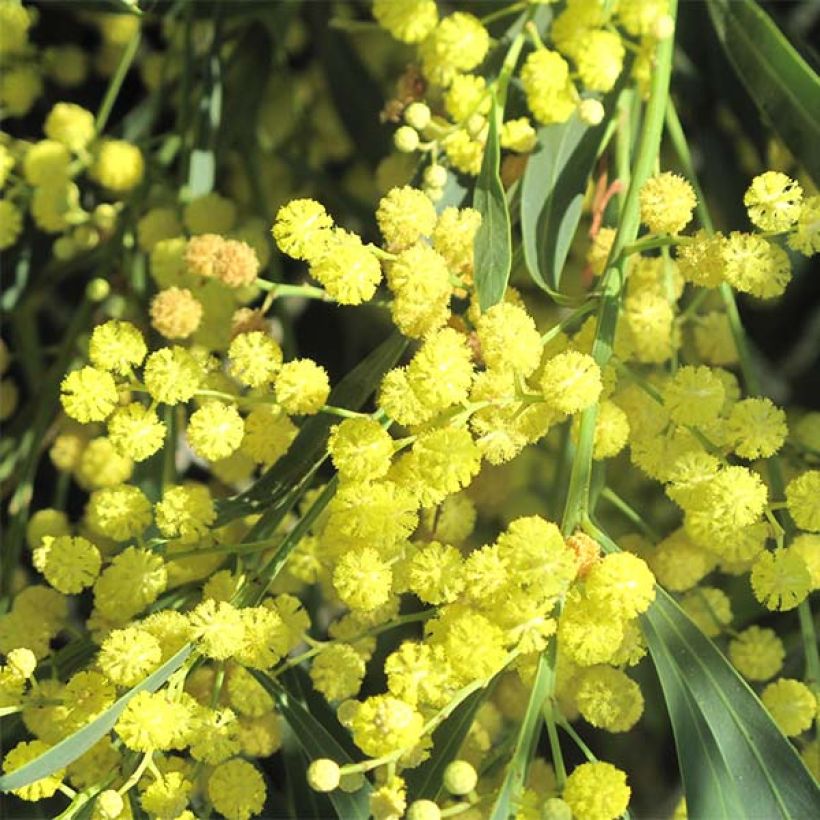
[249,670,372,820]
[706,0,820,184]
[216,332,407,526]
[405,686,491,801]
[643,587,819,819]
[489,651,552,820]
[0,646,192,793]
[473,94,512,312]
[520,87,622,296]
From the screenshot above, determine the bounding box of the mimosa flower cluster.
[1,2,819,819]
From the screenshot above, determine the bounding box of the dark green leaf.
[473,95,512,311]
[520,85,622,296]
[306,6,390,167]
[216,332,407,526]
[250,670,371,820]
[707,0,820,184]
[405,687,491,801]
[644,587,819,819]
[0,646,193,793]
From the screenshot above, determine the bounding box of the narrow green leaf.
[473,94,512,312]
[489,651,552,820]
[0,646,192,793]
[706,0,820,183]
[250,670,372,820]
[405,686,491,801]
[644,587,819,819]
[520,82,626,296]
[216,332,407,525]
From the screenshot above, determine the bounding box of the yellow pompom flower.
[372,0,438,43]
[761,678,816,736]
[2,740,65,801]
[89,320,147,376]
[444,73,489,122]
[540,350,602,414]
[33,535,101,594]
[140,772,192,818]
[155,484,215,543]
[98,626,161,686]
[376,186,437,252]
[520,49,576,125]
[788,195,820,256]
[563,762,630,820]
[328,417,394,481]
[188,599,246,660]
[621,291,676,363]
[407,541,464,605]
[790,534,820,589]
[229,331,283,388]
[558,592,624,666]
[60,366,119,422]
[743,171,803,232]
[333,547,392,611]
[639,172,696,235]
[143,346,203,405]
[310,643,366,701]
[420,12,489,82]
[150,287,203,339]
[386,243,451,338]
[751,549,811,611]
[207,758,266,820]
[575,666,644,732]
[115,690,192,752]
[187,400,244,461]
[477,303,541,376]
[693,311,738,365]
[241,405,297,465]
[585,552,656,619]
[575,30,624,93]
[43,102,94,151]
[272,198,334,262]
[234,606,289,669]
[349,694,424,758]
[107,403,166,461]
[26,508,70,549]
[721,232,791,299]
[93,546,167,621]
[661,365,724,427]
[785,470,820,531]
[433,206,481,275]
[407,326,475,412]
[75,437,133,491]
[90,139,145,193]
[307,758,341,793]
[500,117,537,153]
[275,358,330,415]
[23,140,70,186]
[86,484,152,541]
[726,397,787,459]
[0,65,43,118]
[0,199,23,250]
[588,400,630,459]
[728,626,785,682]
[310,230,383,305]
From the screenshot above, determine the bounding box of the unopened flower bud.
[307,758,341,793]
[443,760,477,796]
[404,101,431,131]
[86,277,110,302]
[579,98,605,126]
[423,164,448,189]
[394,125,420,153]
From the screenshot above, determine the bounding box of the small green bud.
[86,278,111,302]
[423,164,448,189]
[307,759,341,792]
[404,101,431,131]
[394,125,420,153]
[443,760,477,796]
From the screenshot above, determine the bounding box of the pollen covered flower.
[86,484,152,541]
[575,665,644,732]
[115,690,192,752]
[639,172,696,235]
[310,230,382,305]
[44,102,95,151]
[376,186,437,252]
[520,49,576,125]
[275,358,330,415]
[540,350,602,414]
[728,626,785,682]
[60,366,119,422]
[585,552,655,619]
[661,365,724,427]
[373,0,438,43]
[785,470,820,532]
[143,346,203,405]
[229,331,283,387]
[788,194,820,256]
[272,198,334,262]
[721,232,791,299]
[107,402,166,462]
[91,139,144,192]
[761,678,816,736]
[349,694,424,758]
[155,484,215,543]
[563,761,631,820]
[751,548,811,611]
[333,547,393,611]
[187,400,244,461]
[407,541,464,605]
[726,397,787,459]
[188,600,246,660]
[2,740,65,801]
[310,643,366,701]
[150,287,203,339]
[33,535,101,595]
[744,171,803,232]
[98,626,161,686]
[328,417,394,480]
[208,758,267,820]
[477,303,541,376]
[89,320,147,376]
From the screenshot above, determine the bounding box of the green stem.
[96,31,142,135]
[600,487,661,541]
[541,299,598,345]
[562,0,678,535]
[480,2,527,26]
[558,719,597,763]
[542,698,567,788]
[256,281,330,300]
[623,234,682,255]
